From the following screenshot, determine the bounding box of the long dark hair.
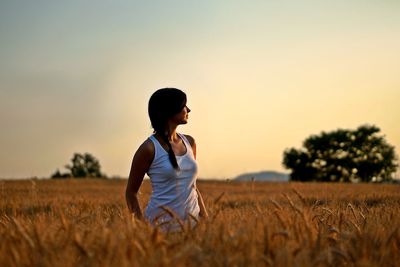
[148,88,187,169]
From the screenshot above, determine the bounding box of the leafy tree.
[51,153,106,179]
[283,125,398,182]
[50,169,71,179]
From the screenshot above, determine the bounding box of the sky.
[1,0,399,179]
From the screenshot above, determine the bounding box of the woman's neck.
[158,124,179,142]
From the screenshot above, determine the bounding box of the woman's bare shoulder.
[135,138,155,158]
[183,134,196,147]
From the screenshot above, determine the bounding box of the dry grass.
[1,179,400,267]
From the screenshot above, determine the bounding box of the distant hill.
[234,171,289,182]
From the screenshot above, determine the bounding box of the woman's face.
[171,105,191,125]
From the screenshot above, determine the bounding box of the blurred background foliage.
[283,125,398,182]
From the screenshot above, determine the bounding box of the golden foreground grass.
[1,179,400,267]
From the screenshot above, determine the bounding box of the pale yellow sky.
[0,1,399,178]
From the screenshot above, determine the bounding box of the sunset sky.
[1,0,399,179]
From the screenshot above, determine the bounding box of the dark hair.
[148,88,187,169]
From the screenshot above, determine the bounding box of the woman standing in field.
[125,88,208,231]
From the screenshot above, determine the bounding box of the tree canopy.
[51,153,106,179]
[282,125,398,182]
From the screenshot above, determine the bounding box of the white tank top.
[144,133,200,229]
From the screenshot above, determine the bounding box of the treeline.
[50,124,398,182]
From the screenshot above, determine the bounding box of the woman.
[125,88,208,231]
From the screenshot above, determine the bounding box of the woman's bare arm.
[125,139,154,220]
[196,187,209,218]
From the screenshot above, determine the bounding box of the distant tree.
[283,125,398,182]
[50,169,71,179]
[51,153,106,179]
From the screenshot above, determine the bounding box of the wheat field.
[0,179,399,267]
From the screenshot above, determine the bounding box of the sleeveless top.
[144,133,200,230]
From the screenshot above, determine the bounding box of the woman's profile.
[125,88,208,231]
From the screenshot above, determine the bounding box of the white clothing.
[144,133,200,230]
